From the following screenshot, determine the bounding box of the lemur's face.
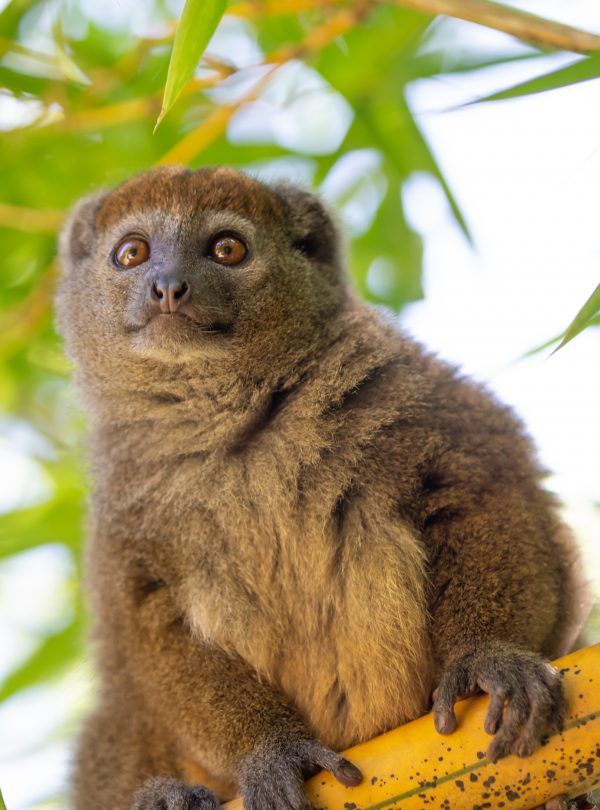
[57,166,345,367]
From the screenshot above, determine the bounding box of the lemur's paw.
[239,733,362,810]
[432,639,565,762]
[133,777,221,810]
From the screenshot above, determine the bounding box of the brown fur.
[57,166,589,810]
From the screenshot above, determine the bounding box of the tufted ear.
[59,189,110,269]
[271,183,342,266]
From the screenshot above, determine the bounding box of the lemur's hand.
[432,639,565,762]
[239,733,362,810]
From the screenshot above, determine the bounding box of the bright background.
[0,1,599,808]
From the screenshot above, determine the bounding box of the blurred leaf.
[315,5,471,241]
[53,44,91,85]
[350,182,423,310]
[156,0,227,128]
[0,786,6,810]
[553,284,600,353]
[0,0,40,38]
[0,611,84,703]
[410,47,545,80]
[0,482,85,559]
[471,52,600,104]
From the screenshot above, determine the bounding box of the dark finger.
[433,665,468,734]
[310,745,362,787]
[512,665,567,757]
[487,685,530,762]
[483,689,506,735]
[331,757,362,787]
[511,678,555,758]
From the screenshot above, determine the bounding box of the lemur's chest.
[169,453,435,749]
[115,420,434,747]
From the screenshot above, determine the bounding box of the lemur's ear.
[272,184,341,265]
[59,189,110,268]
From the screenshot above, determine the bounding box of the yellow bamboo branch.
[228,0,346,18]
[224,644,600,810]
[393,0,600,53]
[156,103,240,166]
[56,97,156,133]
[0,203,64,233]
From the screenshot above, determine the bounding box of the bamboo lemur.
[57,166,589,810]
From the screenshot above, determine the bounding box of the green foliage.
[554,284,600,354]
[157,0,227,128]
[0,0,599,805]
[472,50,600,103]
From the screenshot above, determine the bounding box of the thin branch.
[0,202,64,233]
[393,0,600,53]
[229,0,345,17]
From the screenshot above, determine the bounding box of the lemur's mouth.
[127,312,233,336]
[152,312,234,336]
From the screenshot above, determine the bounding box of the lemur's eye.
[208,233,248,266]
[113,237,150,268]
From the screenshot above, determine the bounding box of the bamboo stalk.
[224,644,600,809]
[394,0,600,53]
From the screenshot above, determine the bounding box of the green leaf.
[0,489,84,559]
[410,48,544,81]
[351,185,423,311]
[0,613,84,703]
[0,0,40,38]
[0,786,7,810]
[522,313,600,358]
[553,284,600,353]
[471,52,600,104]
[156,0,227,130]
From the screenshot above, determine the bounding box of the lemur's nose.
[151,276,191,313]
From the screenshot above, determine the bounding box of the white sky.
[1,3,600,808]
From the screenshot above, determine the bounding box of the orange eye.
[208,234,248,266]
[114,237,150,268]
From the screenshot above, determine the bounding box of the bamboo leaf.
[522,311,600,358]
[0,491,84,560]
[0,786,6,810]
[471,53,600,104]
[156,0,227,130]
[0,615,84,703]
[553,284,600,353]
